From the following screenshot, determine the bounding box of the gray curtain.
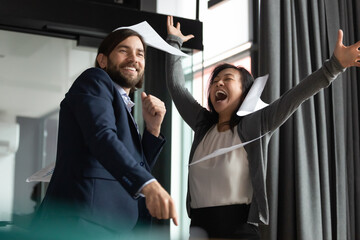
[257,0,360,239]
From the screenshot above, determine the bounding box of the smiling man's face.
[103,36,145,92]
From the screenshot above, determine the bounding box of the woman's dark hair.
[95,29,147,67]
[207,63,254,130]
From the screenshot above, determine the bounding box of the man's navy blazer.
[36,68,165,232]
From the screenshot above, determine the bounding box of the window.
[170,1,255,239]
[0,29,97,224]
[193,0,253,107]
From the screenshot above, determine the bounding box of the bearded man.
[33,29,177,238]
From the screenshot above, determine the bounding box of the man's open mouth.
[123,66,137,72]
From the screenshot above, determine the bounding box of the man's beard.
[105,60,144,90]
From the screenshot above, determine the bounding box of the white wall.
[0,116,17,222]
[156,0,197,19]
[0,154,15,222]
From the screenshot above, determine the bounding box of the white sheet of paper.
[237,74,269,116]
[26,162,55,182]
[189,133,267,166]
[114,21,188,57]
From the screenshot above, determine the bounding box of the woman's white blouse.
[189,125,253,209]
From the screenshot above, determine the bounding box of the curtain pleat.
[257,0,360,239]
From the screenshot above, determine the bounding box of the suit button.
[140,162,144,166]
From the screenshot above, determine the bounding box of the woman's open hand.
[167,15,194,43]
[334,29,360,68]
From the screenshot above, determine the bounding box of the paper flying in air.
[237,74,269,116]
[26,162,55,182]
[114,21,188,57]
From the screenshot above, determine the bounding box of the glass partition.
[0,29,97,230]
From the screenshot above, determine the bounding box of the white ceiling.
[0,29,97,119]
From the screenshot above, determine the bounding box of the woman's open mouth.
[215,90,228,102]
